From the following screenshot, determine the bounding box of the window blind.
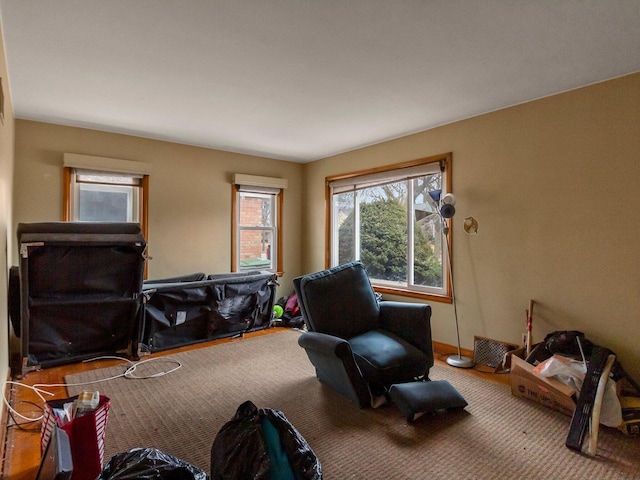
[328,161,443,194]
[233,173,288,190]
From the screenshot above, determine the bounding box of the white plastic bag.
[533,354,586,392]
[533,355,622,427]
[600,379,623,427]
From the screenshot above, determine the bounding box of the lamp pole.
[441,211,474,369]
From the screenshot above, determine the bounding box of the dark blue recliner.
[294,261,433,408]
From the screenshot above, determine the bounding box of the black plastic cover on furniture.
[141,270,278,352]
[294,261,433,408]
[13,222,146,375]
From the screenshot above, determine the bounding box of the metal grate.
[473,336,519,370]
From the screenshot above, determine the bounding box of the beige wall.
[9,74,640,380]
[12,121,304,295]
[0,17,15,420]
[304,73,640,378]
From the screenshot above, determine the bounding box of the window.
[62,153,150,243]
[327,153,452,301]
[232,174,286,275]
[68,170,142,222]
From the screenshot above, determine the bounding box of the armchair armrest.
[297,331,353,360]
[379,301,433,366]
[297,331,371,408]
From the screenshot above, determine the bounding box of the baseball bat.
[526,300,534,356]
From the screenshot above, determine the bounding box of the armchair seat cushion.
[349,329,429,385]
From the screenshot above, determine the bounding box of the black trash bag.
[526,330,595,365]
[286,315,305,329]
[545,330,594,357]
[97,447,208,480]
[210,400,322,480]
[275,294,305,329]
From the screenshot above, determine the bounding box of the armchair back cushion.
[295,262,380,339]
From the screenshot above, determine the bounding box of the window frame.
[326,153,453,303]
[63,167,149,236]
[231,184,284,276]
[63,166,150,276]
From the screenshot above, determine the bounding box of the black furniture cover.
[141,270,278,352]
[13,222,146,374]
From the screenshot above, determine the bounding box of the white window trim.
[71,178,140,223]
[232,174,287,275]
[235,191,277,271]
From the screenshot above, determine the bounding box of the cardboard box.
[510,355,577,416]
[503,347,525,372]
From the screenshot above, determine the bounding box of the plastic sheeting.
[14,222,146,372]
[141,271,278,352]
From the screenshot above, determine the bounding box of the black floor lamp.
[429,190,474,369]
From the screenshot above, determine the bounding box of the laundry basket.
[41,395,110,480]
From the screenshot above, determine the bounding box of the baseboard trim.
[433,340,474,359]
[0,369,10,477]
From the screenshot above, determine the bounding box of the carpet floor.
[65,329,639,479]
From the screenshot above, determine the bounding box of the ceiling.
[1,1,639,163]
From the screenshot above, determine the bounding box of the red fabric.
[285,294,300,316]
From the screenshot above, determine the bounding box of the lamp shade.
[442,193,456,205]
[428,189,442,203]
[440,204,456,218]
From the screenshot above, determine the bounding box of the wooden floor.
[1,328,509,479]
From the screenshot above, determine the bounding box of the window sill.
[373,285,452,304]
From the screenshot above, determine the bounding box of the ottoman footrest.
[389,380,467,422]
